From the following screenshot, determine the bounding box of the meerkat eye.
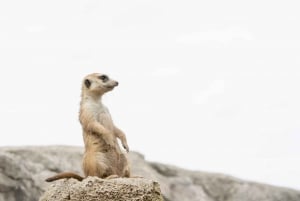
[98,75,109,82]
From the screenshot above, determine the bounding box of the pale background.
[0,0,300,190]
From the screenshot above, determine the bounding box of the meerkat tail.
[45,172,84,182]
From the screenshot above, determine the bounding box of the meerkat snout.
[105,80,118,90]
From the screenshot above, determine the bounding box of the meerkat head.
[82,73,119,96]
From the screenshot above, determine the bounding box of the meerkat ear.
[84,79,91,88]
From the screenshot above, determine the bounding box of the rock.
[0,146,83,201]
[39,177,163,201]
[0,146,300,201]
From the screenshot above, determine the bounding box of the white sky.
[0,0,300,190]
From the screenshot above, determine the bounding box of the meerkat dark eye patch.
[98,75,109,82]
[84,79,91,88]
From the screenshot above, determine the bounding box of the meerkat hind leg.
[105,174,143,179]
[130,175,144,178]
[105,174,119,179]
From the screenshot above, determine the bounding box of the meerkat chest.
[89,102,114,130]
[97,106,112,123]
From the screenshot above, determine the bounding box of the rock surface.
[39,177,163,201]
[0,146,300,201]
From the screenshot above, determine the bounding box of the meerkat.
[46,73,131,182]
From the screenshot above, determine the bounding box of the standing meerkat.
[46,73,130,182]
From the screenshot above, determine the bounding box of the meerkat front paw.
[122,142,129,152]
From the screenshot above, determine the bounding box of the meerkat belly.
[98,111,125,172]
[83,133,103,152]
[98,112,123,153]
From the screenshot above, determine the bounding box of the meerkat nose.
[115,81,119,86]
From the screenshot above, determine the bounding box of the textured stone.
[39,177,163,201]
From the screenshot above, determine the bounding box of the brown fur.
[46,73,130,182]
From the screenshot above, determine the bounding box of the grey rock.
[0,146,299,201]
